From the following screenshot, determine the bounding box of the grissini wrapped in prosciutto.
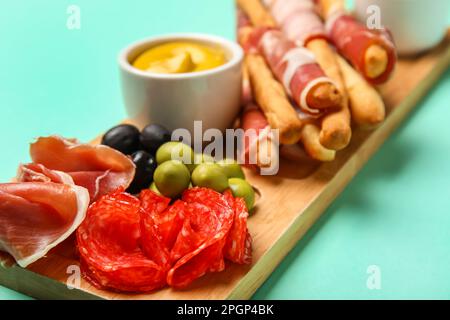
[238,1,343,115]
[241,27,341,115]
[238,20,336,167]
[316,0,397,85]
[237,10,303,145]
[239,1,351,156]
[262,0,352,150]
[242,57,332,163]
[244,54,303,145]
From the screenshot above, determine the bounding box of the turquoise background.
[0,0,449,300]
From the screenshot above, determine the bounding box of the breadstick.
[301,123,336,162]
[316,0,345,19]
[306,39,352,150]
[245,54,303,145]
[236,0,276,27]
[317,0,396,84]
[336,54,385,129]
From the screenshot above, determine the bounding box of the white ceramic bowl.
[355,0,449,56]
[119,33,244,133]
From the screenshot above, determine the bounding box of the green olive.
[153,160,190,198]
[191,163,229,193]
[194,153,215,164]
[217,158,245,179]
[149,182,161,195]
[228,178,255,211]
[192,153,215,171]
[156,142,195,171]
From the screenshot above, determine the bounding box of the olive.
[192,153,215,171]
[140,124,172,154]
[191,163,229,193]
[217,158,245,179]
[228,178,255,211]
[153,160,191,198]
[149,182,161,195]
[126,150,157,194]
[156,142,195,171]
[101,124,140,155]
[195,153,215,165]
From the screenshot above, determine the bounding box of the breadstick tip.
[365,44,389,79]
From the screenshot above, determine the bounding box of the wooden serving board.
[1,31,450,300]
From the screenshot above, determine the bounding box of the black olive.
[127,150,157,194]
[101,124,140,155]
[140,124,171,154]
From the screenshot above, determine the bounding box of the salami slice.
[170,202,219,262]
[140,212,171,270]
[76,189,166,292]
[140,189,171,215]
[166,188,234,288]
[153,200,187,251]
[139,190,180,268]
[224,191,252,265]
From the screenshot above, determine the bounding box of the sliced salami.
[139,190,175,268]
[166,188,234,288]
[76,189,166,292]
[78,187,253,291]
[224,192,252,265]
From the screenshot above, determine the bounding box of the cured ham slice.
[265,0,327,46]
[17,163,74,185]
[0,182,89,267]
[29,136,135,202]
[241,103,279,169]
[237,7,252,30]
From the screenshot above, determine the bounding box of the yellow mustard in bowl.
[132,41,227,74]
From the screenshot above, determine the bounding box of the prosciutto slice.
[0,182,89,267]
[265,0,327,46]
[29,136,135,202]
[17,163,75,185]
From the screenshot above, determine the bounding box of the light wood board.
[1,31,449,300]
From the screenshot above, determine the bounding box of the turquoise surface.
[0,0,449,300]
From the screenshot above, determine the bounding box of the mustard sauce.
[132,41,227,74]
